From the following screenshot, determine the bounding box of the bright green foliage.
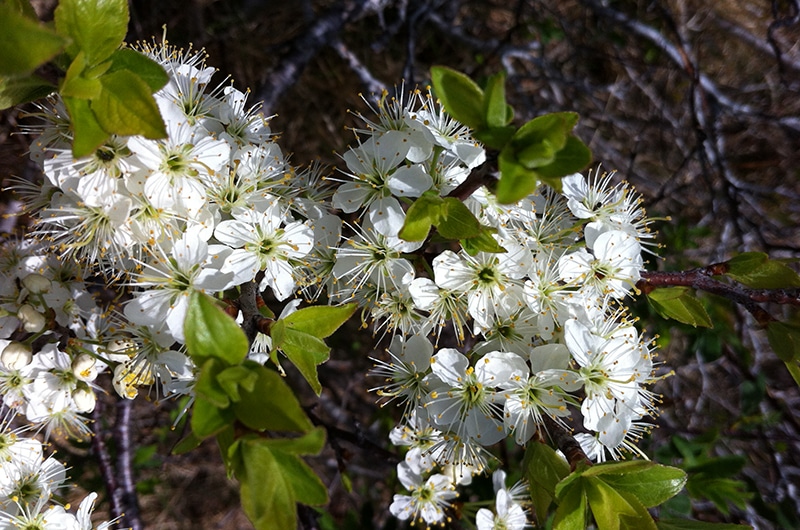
[54,0,129,65]
[1,0,169,155]
[270,303,357,395]
[399,191,505,254]
[647,287,713,328]
[552,460,688,530]
[429,65,591,205]
[523,442,570,524]
[233,430,328,530]
[722,252,800,289]
[185,291,249,365]
[0,4,66,76]
[430,66,485,129]
[182,292,343,530]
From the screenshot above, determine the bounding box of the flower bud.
[21,273,51,294]
[72,387,97,413]
[17,304,46,333]
[104,339,135,363]
[113,363,139,400]
[1,342,33,370]
[72,354,98,382]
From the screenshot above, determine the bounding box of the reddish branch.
[637,267,800,326]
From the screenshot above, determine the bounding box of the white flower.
[476,488,528,530]
[124,233,233,342]
[425,349,527,445]
[333,132,432,236]
[558,230,643,299]
[432,250,526,332]
[214,204,313,300]
[500,343,580,445]
[389,460,457,525]
[369,334,434,414]
[564,319,649,432]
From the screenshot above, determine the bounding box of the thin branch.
[115,399,143,530]
[91,401,124,521]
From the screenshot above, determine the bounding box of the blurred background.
[1,0,799,528]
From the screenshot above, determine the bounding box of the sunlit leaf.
[184,291,248,365]
[430,65,485,130]
[647,287,712,328]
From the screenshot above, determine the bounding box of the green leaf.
[281,303,358,339]
[724,252,800,289]
[232,361,314,433]
[647,287,712,328]
[217,365,259,402]
[0,74,55,109]
[473,125,516,150]
[536,136,593,189]
[0,5,66,76]
[430,65,485,130]
[194,358,231,408]
[238,439,298,530]
[586,477,655,530]
[276,325,331,395]
[438,197,481,239]
[54,0,129,65]
[191,395,233,439]
[483,71,510,128]
[398,193,443,241]
[107,48,169,91]
[767,320,800,363]
[656,518,752,530]
[2,0,39,19]
[184,291,249,365]
[61,53,102,99]
[461,226,506,255]
[523,442,570,524]
[553,480,587,530]
[94,69,167,139]
[256,427,327,456]
[512,112,578,160]
[63,95,109,157]
[495,145,540,203]
[171,431,203,455]
[584,461,687,508]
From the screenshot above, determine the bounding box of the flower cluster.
[0,413,112,529]
[3,37,663,529]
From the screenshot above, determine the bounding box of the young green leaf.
[107,48,169,91]
[254,427,326,456]
[0,74,55,110]
[398,193,443,242]
[63,96,110,157]
[280,303,358,339]
[535,136,593,186]
[461,226,506,255]
[190,395,234,439]
[216,365,259,403]
[512,112,578,159]
[237,439,298,530]
[437,197,481,239]
[647,287,712,328]
[276,327,330,395]
[231,361,314,433]
[523,442,570,524]
[184,291,249,365]
[0,5,66,76]
[430,66,485,130]
[483,71,510,128]
[584,461,687,508]
[553,480,587,530]
[54,0,129,65]
[495,145,540,204]
[194,358,231,409]
[586,477,656,530]
[724,252,800,289]
[94,69,167,139]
